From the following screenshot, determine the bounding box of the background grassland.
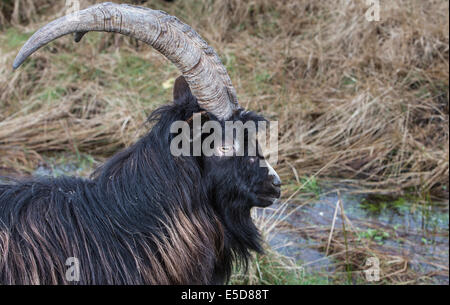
[0,0,448,284]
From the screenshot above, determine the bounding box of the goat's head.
[172,76,281,209]
[200,112,282,209]
[13,2,282,209]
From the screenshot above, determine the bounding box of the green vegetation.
[357,229,390,245]
[1,27,32,50]
[360,195,409,214]
[300,176,321,197]
[284,176,321,199]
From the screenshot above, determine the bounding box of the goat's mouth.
[255,187,281,207]
[256,184,281,208]
[255,196,279,208]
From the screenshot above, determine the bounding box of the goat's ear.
[173,75,194,104]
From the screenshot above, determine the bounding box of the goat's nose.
[264,160,282,187]
[271,175,282,187]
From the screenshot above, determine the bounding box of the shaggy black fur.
[0,77,280,284]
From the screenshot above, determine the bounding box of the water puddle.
[259,185,449,284]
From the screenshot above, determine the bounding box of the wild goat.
[0,3,281,284]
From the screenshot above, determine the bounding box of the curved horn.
[13,2,239,120]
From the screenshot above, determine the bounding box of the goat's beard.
[207,186,264,277]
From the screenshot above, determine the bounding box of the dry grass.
[0,0,57,27]
[0,0,448,197]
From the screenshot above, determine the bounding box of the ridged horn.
[13,2,239,120]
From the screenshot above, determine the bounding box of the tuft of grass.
[230,247,330,285]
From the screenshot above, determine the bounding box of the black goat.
[0,3,281,284]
